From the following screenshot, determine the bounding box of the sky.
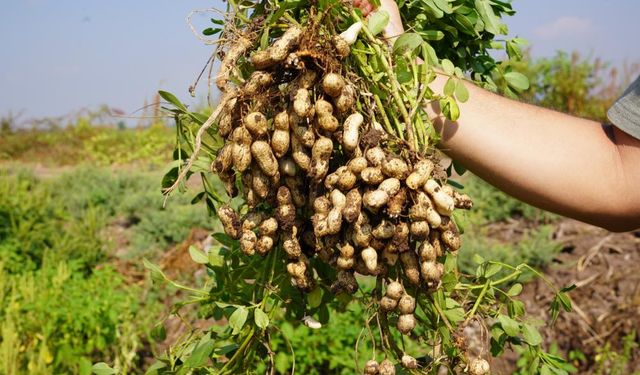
[1,0,639,122]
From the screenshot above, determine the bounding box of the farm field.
[0,103,638,374]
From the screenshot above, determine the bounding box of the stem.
[353,11,417,151]
[457,268,523,291]
[374,94,397,137]
[465,281,490,325]
[430,295,455,332]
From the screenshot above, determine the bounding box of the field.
[0,52,639,374]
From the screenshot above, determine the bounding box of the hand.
[351,0,404,38]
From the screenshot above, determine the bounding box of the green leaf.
[145,361,167,375]
[474,0,504,35]
[308,287,323,308]
[395,58,412,84]
[254,308,270,329]
[443,77,456,96]
[508,299,525,318]
[504,72,530,91]
[143,258,167,284]
[473,254,485,265]
[455,80,470,103]
[441,59,455,75]
[507,283,523,297]
[484,263,502,278]
[208,246,225,267]
[497,314,520,337]
[557,292,572,311]
[440,96,460,121]
[432,0,453,14]
[368,10,389,36]
[421,43,438,65]
[419,30,445,41]
[184,336,215,368]
[158,90,187,112]
[522,323,542,346]
[202,27,221,36]
[444,298,465,323]
[212,233,237,248]
[506,40,523,60]
[275,352,290,374]
[393,33,423,55]
[92,363,117,375]
[151,323,167,341]
[229,306,249,335]
[188,245,209,264]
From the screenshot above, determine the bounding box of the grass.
[0,164,213,374]
[0,123,566,374]
[454,174,563,276]
[0,121,173,167]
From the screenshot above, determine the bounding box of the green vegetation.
[0,164,212,375]
[0,43,634,375]
[0,122,173,167]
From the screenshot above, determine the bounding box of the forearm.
[428,75,640,231]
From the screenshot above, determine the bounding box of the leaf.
[254,308,270,329]
[484,263,502,278]
[368,10,389,36]
[151,323,167,341]
[507,283,523,296]
[443,77,456,96]
[440,96,460,121]
[418,30,445,41]
[92,363,117,375]
[188,245,209,264]
[212,233,237,248]
[143,258,167,284]
[421,43,439,65]
[307,287,323,308]
[473,254,485,265]
[145,361,167,375]
[455,80,470,103]
[158,90,187,112]
[506,40,523,60]
[208,246,225,267]
[202,27,221,36]
[474,0,504,35]
[184,336,215,368]
[229,306,249,335]
[557,292,572,311]
[540,365,553,375]
[504,72,530,91]
[444,298,465,323]
[441,59,455,75]
[497,314,520,337]
[392,33,423,55]
[395,58,412,84]
[508,300,525,319]
[522,323,542,346]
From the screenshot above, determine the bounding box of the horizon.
[1,0,639,122]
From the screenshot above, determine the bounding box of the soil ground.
[494,219,640,374]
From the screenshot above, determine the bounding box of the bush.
[0,166,211,374]
[0,261,149,375]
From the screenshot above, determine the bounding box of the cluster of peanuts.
[211,25,473,339]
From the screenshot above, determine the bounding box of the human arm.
[370,0,640,232]
[428,76,640,232]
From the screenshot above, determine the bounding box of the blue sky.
[1,0,639,121]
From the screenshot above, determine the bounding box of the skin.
[363,0,640,232]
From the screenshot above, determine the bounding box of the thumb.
[378,0,404,40]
